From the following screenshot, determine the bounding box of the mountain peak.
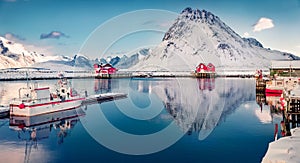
[163,7,231,42]
[179,7,219,24]
[136,7,299,71]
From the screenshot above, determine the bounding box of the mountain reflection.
[127,78,255,140]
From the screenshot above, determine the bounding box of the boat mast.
[289,59,292,77]
[26,71,29,88]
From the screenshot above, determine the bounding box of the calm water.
[0,78,282,163]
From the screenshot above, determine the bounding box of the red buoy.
[19,103,25,109]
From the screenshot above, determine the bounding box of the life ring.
[19,103,25,109]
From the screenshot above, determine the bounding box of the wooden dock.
[256,79,266,97]
[193,72,216,78]
[82,93,127,105]
[255,77,300,136]
[279,93,300,136]
[285,94,300,126]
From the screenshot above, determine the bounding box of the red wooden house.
[93,63,117,78]
[206,63,215,72]
[196,63,208,73]
[194,63,216,78]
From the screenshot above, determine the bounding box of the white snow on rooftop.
[271,60,300,69]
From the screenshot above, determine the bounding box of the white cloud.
[4,32,25,41]
[296,45,300,48]
[253,17,274,32]
[243,32,250,37]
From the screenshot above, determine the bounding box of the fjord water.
[0,78,281,163]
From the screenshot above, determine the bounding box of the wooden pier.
[194,72,216,78]
[82,93,127,105]
[285,94,300,127]
[287,96,300,113]
[256,79,266,95]
[280,93,300,136]
[255,77,300,136]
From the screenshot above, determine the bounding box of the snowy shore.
[0,70,94,80]
[0,69,264,80]
[262,127,300,163]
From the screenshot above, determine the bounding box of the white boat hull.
[10,98,84,116]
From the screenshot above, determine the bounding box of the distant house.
[93,63,117,78]
[194,63,216,78]
[196,63,208,73]
[206,63,215,72]
[271,60,300,77]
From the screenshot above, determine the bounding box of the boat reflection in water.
[10,107,85,142]
[9,107,85,162]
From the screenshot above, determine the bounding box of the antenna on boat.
[26,70,29,88]
[22,52,30,88]
[289,59,292,77]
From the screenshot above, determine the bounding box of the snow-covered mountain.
[0,36,47,69]
[2,7,298,72]
[130,7,299,71]
[0,36,95,70]
[32,54,94,71]
[97,48,150,69]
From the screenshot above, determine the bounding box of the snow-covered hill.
[0,36,96,70]
[0,36,46,69]
[97,48,150,69]
[2,7,298,72]
[130,7,299,71]
[0,35,149,70]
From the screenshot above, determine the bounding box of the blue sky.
[0,0,300,58]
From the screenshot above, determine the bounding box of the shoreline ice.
[262,127,300,163]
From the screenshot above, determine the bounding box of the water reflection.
[0,78,278,162]
[255,87,300,138]
[10,107,85,142]
[197,78,215,91]
[7,107,85,162]
[126,78,255,140]
[94,79,120,94]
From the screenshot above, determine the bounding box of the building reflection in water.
[129,79,153,93]
[93,78,254,140]
[197,78,215,91]
[94,79,119,94]
[255,89,300,138]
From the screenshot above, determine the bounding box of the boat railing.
[23,97,51,103]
